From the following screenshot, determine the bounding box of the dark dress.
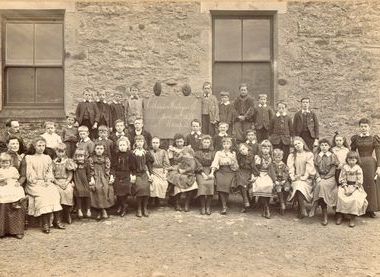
[111,151,136,196]
[236,153,259,192]
[351,135,380,212]
[73,161,92,198]
[194,149,216,196]
[131,150,154,197]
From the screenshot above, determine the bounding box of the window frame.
[211,11,278,106]
[0,10,65,118]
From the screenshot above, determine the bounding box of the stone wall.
[2,0,380,146]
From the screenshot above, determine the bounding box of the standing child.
[185,119,202,151]
[149,137,170,207]
[110,91,125,129]
[194,135,216,215]
[272,148,291,215]
[213,122,235,151]
[309,138,339,226]
[269,101,293,162]
[75,89,99,139]
[210,136,239,215]
[201,82,219,136]
[131,135,154,217]
[77,126,95,157]
[52,143,77,224]
[245,129,259,156]
[110,119,128,144]
[331,132,350,184]
[94,125,114,159]
[61,113,79,158]
[233,83,255,143]
[219,91,234,135]
[251,140,276,219]
[73,149,92,219]
[128,118,152,149]
[41,121,62,160]
[96,90,112,131]
[111,137,135,217]
[89,142,115,220]
[236,143,259,213]
[125,85,144,133]
[254,94,274,143]
[336,151,368,227]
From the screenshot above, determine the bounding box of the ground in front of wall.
[1,195,379,277]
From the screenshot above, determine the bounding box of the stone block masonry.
[2,0,379,145]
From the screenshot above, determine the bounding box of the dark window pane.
[242,62,272,101]
[212,62,242,99]
[243,19,271,61]
[6,68,35,104]
[36,68,64,103]
[214,19,241,61]
[6,23,34,65]
[35,23,63,65]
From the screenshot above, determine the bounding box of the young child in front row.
[132,135,154,217]
[94,125,114,159]
[149,137,170,207]
[77,126,95,157]
[309,138,338,226]
[194,135,216,215]
[251,140,276,219]
[236,143,258,213]
[52,143,77,224]
[272,148,291,215]
[111,137,135,217]
[331,132,350,184]
[42,121,62,160]
[73,148,92,219]
[210,136,239,215]
[62,114,79,158]
[89,142,115,220]
[185,119,203,151]
[336,151,368,227]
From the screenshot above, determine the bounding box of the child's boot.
[205,196,212,215]
[200,196,206,215]
[86,209,92,218]
[143,197,149,217]
[63,205,72,224]
[278,192,285,215]
[101,209,108,219]
[175,194,182,212]
[321,207,328,226]
[77,209,83,219]
[41,214,50,234]
[264,200,271,219]
[308,201,318,217]
[336,213,343,225]
[136,198,143,217]
[349,215,356,227]
[53,212,66,229]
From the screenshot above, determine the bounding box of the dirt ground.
[1,196,380,277]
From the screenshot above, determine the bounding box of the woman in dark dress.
[351,118,380,217]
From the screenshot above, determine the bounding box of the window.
[212,14,275,104]
[1,11,64,115]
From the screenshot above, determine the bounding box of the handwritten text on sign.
[144,96,202,138]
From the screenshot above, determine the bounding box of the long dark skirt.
[114,173,131,196]
[361,156,380,212]
[0,201,26,237]
[215,166,236,193]
[132,173,150,197]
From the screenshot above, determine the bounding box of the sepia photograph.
[0,0,379,276]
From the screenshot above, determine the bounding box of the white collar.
[301,109,310,114]
[67,125,73,128]
[203,93,210,98]
[218,133,228,137]
[81,137,90,142]
[135,129,143,135]
[83,99,92,103]
[258,104,267,108]
[319,151,332,157]
[113,100,119,104]
[116,131,125,136]
[191,131,201,136]
[221,101,230,106]
[98,137,108,141]
[360,133,370,137]
[276,112,287,117]
[246,140,256,144]
[97,100,107,104]
[133,148,146,156]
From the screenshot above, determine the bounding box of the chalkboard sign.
[144,96,202,139]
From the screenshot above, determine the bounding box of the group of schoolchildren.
[1,82,379,239]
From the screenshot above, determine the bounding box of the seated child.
[149,137,170,206]
[185,119,202,151]
[336,151,368,227]
[272,148,291,215]
[167,147,200,212]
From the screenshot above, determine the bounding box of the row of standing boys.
[0,82,379,238]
